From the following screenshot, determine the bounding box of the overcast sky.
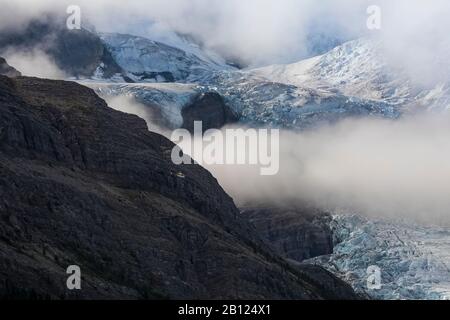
[1,0,449,68]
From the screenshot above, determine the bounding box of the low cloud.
[2,1,450,73]
[203,115,450,225]
[3,48,66,79]
[103,94,450,225]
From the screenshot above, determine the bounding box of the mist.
[99,86,450,225]
[2,48,66,79]
[114,98,450,224]
[1,0,360,66]
[199,115,450,225]
[2,0,450,69]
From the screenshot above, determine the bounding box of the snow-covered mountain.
[84,34,401,130]
[99,33,234,83]
[252,37,450,111]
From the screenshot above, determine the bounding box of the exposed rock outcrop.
[0,73,358,299]
[182,92,238,132]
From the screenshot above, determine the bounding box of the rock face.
[242,207,334,262]
[0,73,358,299]
[0,57,21,77]
[0,16,122,79]
[182,92,238,132]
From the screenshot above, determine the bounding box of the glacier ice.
[82,34,401,131]
[307,214,450,300]
[100,32,234,83]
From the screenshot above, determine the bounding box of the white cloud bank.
[205,115,450,225]
[1,0,449,68]
[3,48,66,79]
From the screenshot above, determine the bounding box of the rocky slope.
[242,207,333,263]
[0,69,358,299]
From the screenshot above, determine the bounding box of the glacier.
[82,34,400,131]
[89,81,201,128]
[307,214,450,300]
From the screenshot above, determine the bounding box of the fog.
[2,48,66,79]
[1,0,450,70]
[204,115,450,224]
[0,0,366,65]
[108,92,450,224]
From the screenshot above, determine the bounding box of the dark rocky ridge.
[0,16,123,79]
[0,70,358,299]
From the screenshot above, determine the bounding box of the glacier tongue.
[83,71,399,132]
[87,81,201,128]
[307,214,450,300]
